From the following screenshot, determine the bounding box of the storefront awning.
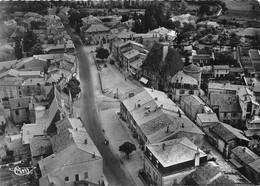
[140,77,148,84]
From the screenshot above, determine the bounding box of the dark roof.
[183,63,201,72]
[231,146,259,165]
[209,123,236,142]
[189,162,235,185]
[142,42,184,77]
[30,136,52,157]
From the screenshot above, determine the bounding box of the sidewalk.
[99,108,144,186]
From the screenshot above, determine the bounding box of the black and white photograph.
[0,0,259,185]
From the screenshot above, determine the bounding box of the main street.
[66,24,136,184]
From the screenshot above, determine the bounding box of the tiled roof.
[209,93,241,112]
[189,161,235,185]
[147,137,206,167]
[148,27,170,35]
[9,97,30,110]
[231,146,259,165]
[181,95,205,108]
[210,123,249,142]
[83,24,110,33]
[183,63,201,72]
[249,159,260,173]
[30,136,52,157]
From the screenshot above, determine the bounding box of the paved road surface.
[67,24,136,185]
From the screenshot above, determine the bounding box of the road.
[65,24,136,185]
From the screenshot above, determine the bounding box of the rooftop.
[209,93,241,112]
[123,49,140,59]
[147,137,206,167]
[210,123,249,142]
[83,24,110,33]
[231,146,259,165]
[9,97,30,110]
[213,65,230,70]
[181,95,205,108]
[183,63,201,72]
[22,124,46,145]
[171,71,198,85]
[30,136,52,157]
[249,159,260,173]
[197,113,219,123]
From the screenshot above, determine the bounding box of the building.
[196,113,219,132]
[120,87,204,147]
[249,49,260,77]
[213,65,230,78]
[208,122,249,158]
[0,80,23,105]
[192,54,211,66]
[207,82,246,95]
[180,95,207,121]
[141,42,184,91]
[81,24,110,45]
[38,117,104,186]
[170,70,200,103]
[230,146,260,184]
[208,93,242,126]
[143,137,207,186]
[134,33,160,50]
[9,97,31,124]
[237,87,260,121]
[185,161,234,185]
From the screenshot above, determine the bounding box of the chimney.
[166,125,169,133]
[181,123,184,128]
[84,139,88,144]
[61,99,65,110]
[92,152,96,158]
[160,104,163,108]
[69,132,72,139]
[243,147,246,153]
[162,143,166,151]
[194,148,200,167]
[154,97,158,101]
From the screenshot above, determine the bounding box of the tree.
[22,30,38,54]
[96,47,110,62]
[199,5,211,16]
[14,37,23,60]
[229,32,240,49]
[119,142,136,159]
[63,77,81,100]
[121,14,129,22]
[29,43,43,56]
[182,23,195,33]
[179,0,188,11]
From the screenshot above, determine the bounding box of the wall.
[0,85,20,100]
[11,108,29,124]
[172,89,200,103]
[5,134,23,151]
[54,158,103,186]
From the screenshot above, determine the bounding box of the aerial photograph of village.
[0,0,259,185]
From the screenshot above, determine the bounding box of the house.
[129,58,143,79]
[30,136,53,165]
[196,113,219,132]
[117,40,145,66]
[38,117,104,186]
[0,103,6,129]
[207,82,246,95]
[246,116,260,130]
[5,133,23,151]
[170,14,197,27]
[134,33,160,50]
[244,77,260,102]
[213,65,230,78]
[120,87,204,147]
[81,15,102,25]
[197,21,220,29]
[208,122,249,158]
[208,93,242,126]
[21,78,46,97]
[169,64,201,102]
[0,80,23,105]
[143,137,207,186]
[43,43,75,54]
[96,15,121,27]
[55,85,73,118]
[0,69,43,80]
[81,24,110,45]
[148,27,171,38]
[9,97,31,124]
[122,49,141,72]
[191,54,211,66]
[21,123,46,145]
[141,42,184,91]
[237,87,260,120]
[230,146,260,184]
[249,49,260,77]
[180,95,207,121]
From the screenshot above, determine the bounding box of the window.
[189,90,194,95]
[156,160,159,168]
[15,110,19,116]
[179,90,185,94]
[84,172,88,179]
[233,112,237,117]
[149,152,152,160]
[224,112,227,117]
[9,90,13,98]
[65,177,69,182]
[75,174,79,181]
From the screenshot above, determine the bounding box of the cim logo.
[9,166,36,176]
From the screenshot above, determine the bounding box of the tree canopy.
[96,47,110,61]
[14,37,23,60]
[22,30,39,54]
[63,77,81,100]
[119,142,136,159]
